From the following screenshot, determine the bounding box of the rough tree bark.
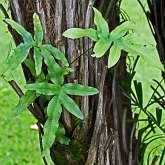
[8,0,137,164]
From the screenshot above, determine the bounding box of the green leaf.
[33,13,43,47]
[110,21,135,40]
[93,7,109,38]
[43,96,62,152]
[123,43,164,71]
[41,48,64,85]
[56,124,70,145]
[56,134,70,145]
[133,80,143,108]
[34,47,43,76]
[93,38,111,58]
[41,44,69,66]
[156,107,162,125]
[63,83,99,96]
[59,90,83,119]
[24,59,36,76]
[3,43,31,74]
[62,28,98,41]
[108,43,122,68]
[5,19,33,44]
[8,90,36,119]
[25,82,61,95]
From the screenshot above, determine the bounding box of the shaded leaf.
[41,44,69,66]
[5,19,33,44]
[8,90,36,119]
[24,59,36,76]
[41,48,64,85]
[133,80,143,108]
[93,7,109,38]
[110,21,135,40]
[156,107,162,125]
[43,96,62,153]
[3,43,31,74]
[25,82,61,95]
[63,83,99,96]
[33,13,43,46]
[34,47,43,76]
[56,124,70,145]
[93,38,111,58]
[108,43,122,68]
[62,28,98,41]
[59,90,83,119]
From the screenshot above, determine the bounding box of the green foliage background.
[0,0,43,164]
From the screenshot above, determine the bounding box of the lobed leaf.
[34,47,43,76]
[110,21,135,40]
[5,19,33,44]
[62,28,98,41]
[59,90,83,119]
[93,38,111,58]
[3,43,31,74]
[63,83,99,96]
[93,7,109,38]
[41,44,69,66]
[25,82,61,95]
[8,90,36,119]
[33,13,43,47]
[108,43,122,68]
[123,43,164,71]
[43,96,62,153]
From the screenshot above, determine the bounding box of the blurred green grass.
[0,0,43,164]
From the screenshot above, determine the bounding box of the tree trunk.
[8,0,136,164]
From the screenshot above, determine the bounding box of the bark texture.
[8,0,136,164]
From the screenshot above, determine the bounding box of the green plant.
[63,7,164,70]
[1,13,99,156]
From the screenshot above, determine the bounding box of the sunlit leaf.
[25,82,61,95]
[41,44,69,66]
[3,43,31,74]
[5,19,33,44]
[62,28,98,41]
[34,47,43,76]
[33,13,43,47]
[8,90,36,119]
[63,83,99,96]
[93,7,109,38]
[110,21,135,40]
[59,90,83,119]
[123,43,164,70]
[108,43,122,68]
[93,38,111,58]
[43,96,62,153]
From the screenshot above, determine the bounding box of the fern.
[63,7,164,71]
[3,13,99,156]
